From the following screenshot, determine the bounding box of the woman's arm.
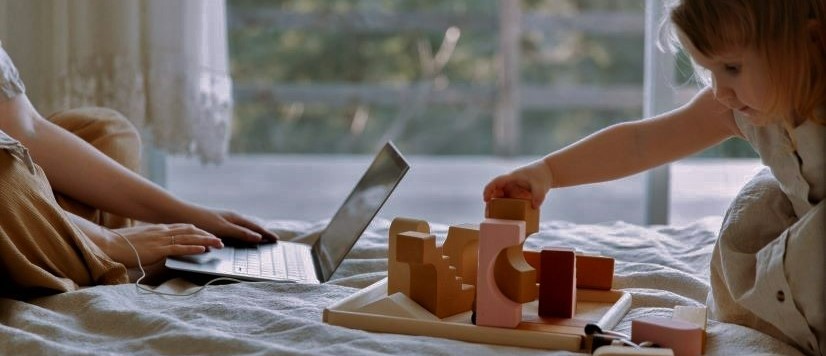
[0,94,276,242]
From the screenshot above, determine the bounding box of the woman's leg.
[47,107,142,229]
[0,139,128,298]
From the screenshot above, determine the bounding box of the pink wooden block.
[631,317,703,356]
[476,218,526,328]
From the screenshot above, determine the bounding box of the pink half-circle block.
[631,317,703,356]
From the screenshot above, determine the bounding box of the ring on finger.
[171,235,176,245]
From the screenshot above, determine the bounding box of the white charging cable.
[109,228,245,297]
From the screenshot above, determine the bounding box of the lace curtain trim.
[47,54,232,163]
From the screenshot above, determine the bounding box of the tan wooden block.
[494,244,538,303]
[356,292,440,321]
[485,198,539,235]
[396,231,475,318]
[523,249,541,273]
[441,223,480,286]
[388,217,430,295]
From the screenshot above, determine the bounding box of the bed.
[0,217,804,355]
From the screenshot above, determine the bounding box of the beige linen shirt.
[710,112,825,355]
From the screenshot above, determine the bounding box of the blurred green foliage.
[227,0,756,158]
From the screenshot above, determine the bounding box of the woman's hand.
[106,224,224,268]
[483,159,554,209]
[187,207,280,244]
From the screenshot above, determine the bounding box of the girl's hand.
[189,207,280,244]
[483,159,554,209]
[107,224,224,268]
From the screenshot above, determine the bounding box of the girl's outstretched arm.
[485,87,742,206]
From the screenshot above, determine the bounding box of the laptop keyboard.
[233,243,311,281]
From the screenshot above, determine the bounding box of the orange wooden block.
[575,254,614,290]
[485,198,539,235]
[441,223,479,286]
[388,217,430,295]
[539,248,576,318]
[395,231,475,318]
[477,218,527,328]
[494,245,537,303]
[523,250,614,290]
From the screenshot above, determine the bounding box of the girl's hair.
[664,0,826,125]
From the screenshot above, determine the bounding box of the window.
[166,0,761,225]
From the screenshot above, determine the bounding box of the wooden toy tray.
[323,278,631,351]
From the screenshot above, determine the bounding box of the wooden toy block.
[593,346,675,356]
[441,223,480,286]
[395,231,475,318]
[523,250,614,290]
[538,248,577,318]
[575,254,614,290]
[494,245,537,303]
[476,218,526,328]
[672,306,708,353]
[485,198,539,235]
[523,249,541,272]
[631,317,703,356]
[356,292,440,321]
[388,217,430,295]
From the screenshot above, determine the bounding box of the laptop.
[165,141,409,284]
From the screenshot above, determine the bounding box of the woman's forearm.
[0,96,191,224]
[29,117,192,223]
[67,211,115,253]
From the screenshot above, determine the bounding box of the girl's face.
[683,38,775,126]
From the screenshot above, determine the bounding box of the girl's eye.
[723,64,740,74]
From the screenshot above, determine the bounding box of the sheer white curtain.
[0,0,232,163]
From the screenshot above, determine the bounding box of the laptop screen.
[314,142,409,282]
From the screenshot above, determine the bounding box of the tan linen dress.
[709,112,825,355]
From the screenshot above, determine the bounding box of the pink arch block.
[476,218,526,328]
